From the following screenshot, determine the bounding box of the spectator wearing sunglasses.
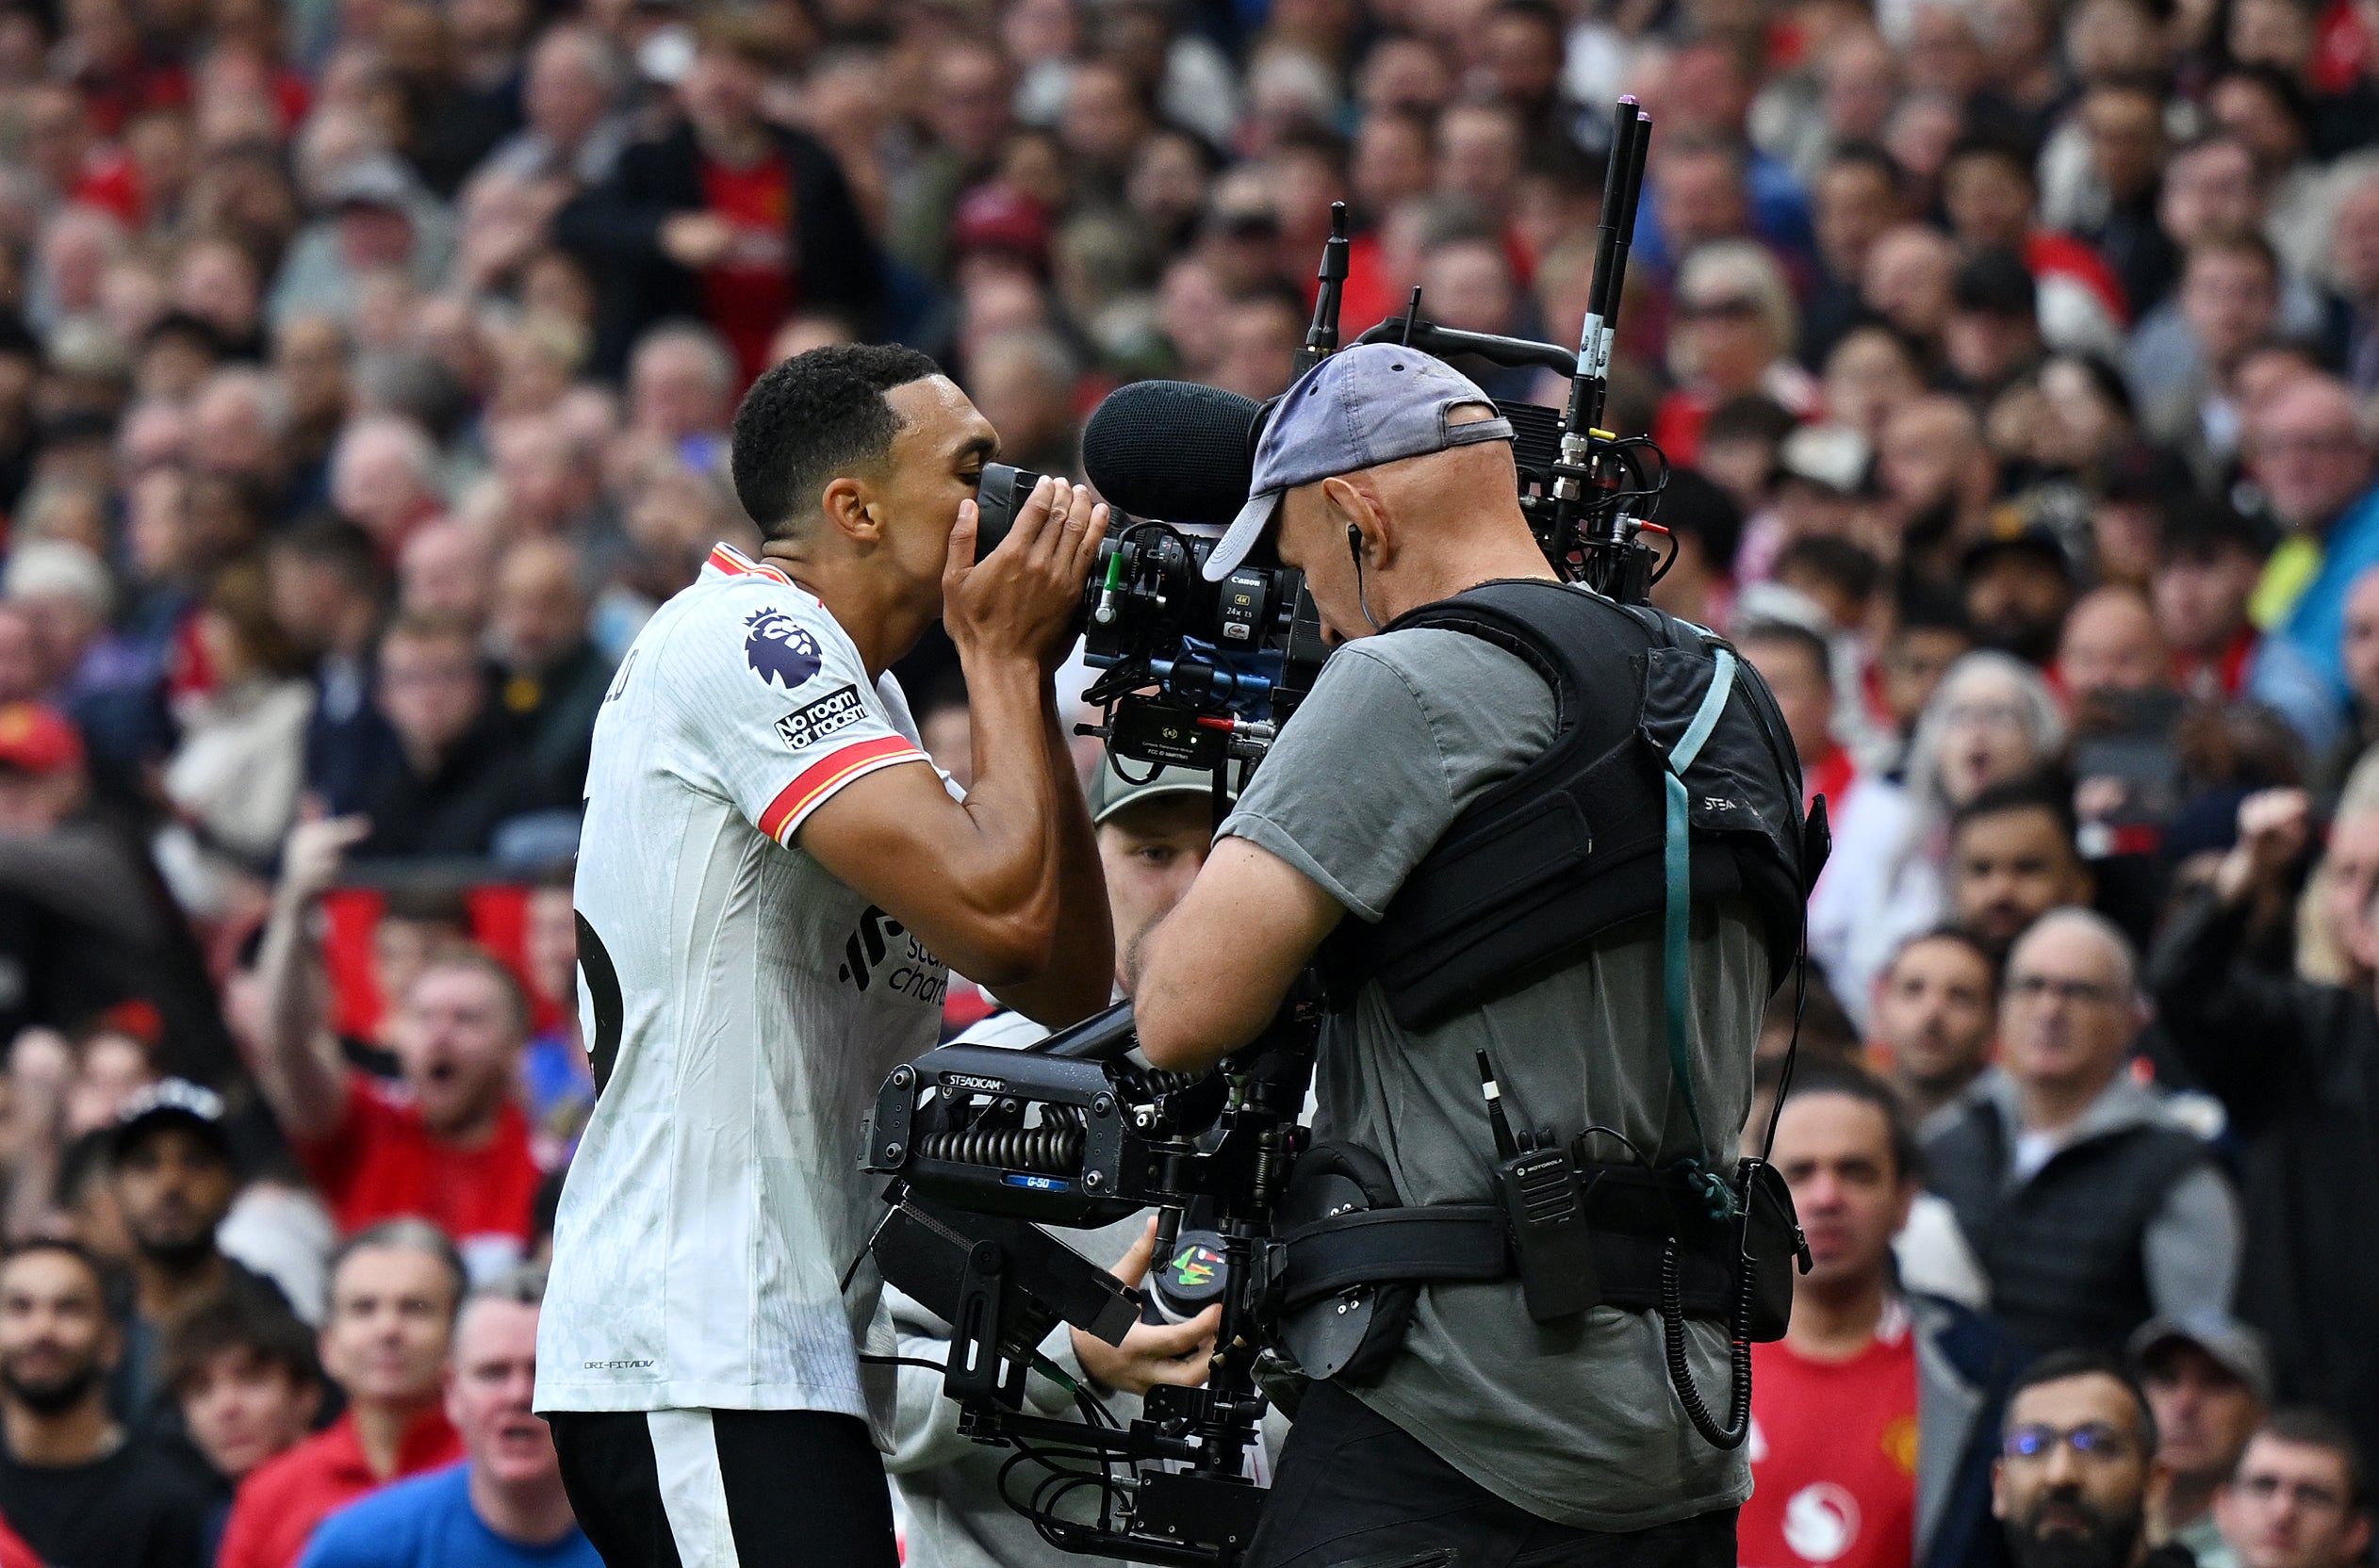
[1654,240,1821,467]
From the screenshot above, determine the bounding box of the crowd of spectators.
[0,0,2376,1557]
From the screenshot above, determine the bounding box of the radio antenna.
[1565,98,1642,443]
[1296,202,1351,374]
[1552,99,1656,600]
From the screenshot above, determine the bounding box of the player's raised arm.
[796,474,1113,1022]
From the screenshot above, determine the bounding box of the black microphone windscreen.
[1083,381,1262,526]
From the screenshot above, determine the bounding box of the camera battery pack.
[1494,1148,1601,1323]
[1107,701,1225,770]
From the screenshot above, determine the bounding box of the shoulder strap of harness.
[1663,644,1738,1171]
[1316,580,1682,1027]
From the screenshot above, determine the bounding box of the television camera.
[961,99,1669,788]
[861,100,1694,1565]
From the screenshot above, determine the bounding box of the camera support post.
[1558,98,1661,604]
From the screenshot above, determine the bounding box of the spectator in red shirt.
[218,1221,468,1568]
[254,816,540,1276]
[552,11,882,382]
[1744,1062,2017,1568]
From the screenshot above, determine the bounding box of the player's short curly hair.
[730,343,943,540]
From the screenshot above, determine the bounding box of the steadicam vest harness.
[1276,580,1829,1442]
[1316,580,1812,1033]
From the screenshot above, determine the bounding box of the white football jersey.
[537,544,956,1431]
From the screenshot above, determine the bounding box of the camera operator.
[536,345,1114,1568]
[1135,344,1797,1567]
[888,760,1231,1568]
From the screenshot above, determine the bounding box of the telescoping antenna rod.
[1560,101,1651,460]
[1606,106,1651,383]
[1563,99,1640,446]
[1297,202,1351,375]
[1551,99,1654,599]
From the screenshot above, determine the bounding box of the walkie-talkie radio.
[1479,1051,1603,1323]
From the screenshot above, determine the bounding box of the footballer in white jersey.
[538,345,1113,1568]
[539,543,951,1421]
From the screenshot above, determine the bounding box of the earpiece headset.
[1348,521,1382,629]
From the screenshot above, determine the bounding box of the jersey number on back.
[576,912,624,1096]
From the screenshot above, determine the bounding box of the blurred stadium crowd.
[0,0,2378,1560]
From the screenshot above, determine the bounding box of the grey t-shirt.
[1221,620,1769,1531]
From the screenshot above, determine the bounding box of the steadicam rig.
[862,997,1319,1566]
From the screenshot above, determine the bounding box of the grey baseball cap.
[2129,1314,2273,1403]
[320,153,416,214]
[1087,757,1234,825]
[1201,344,1514,582]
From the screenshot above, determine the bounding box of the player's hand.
[1069,1217,1221,1396]
[2214,787,2312,905]
[943,477,1107,672]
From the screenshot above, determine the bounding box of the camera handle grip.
[1348,318,1578,377]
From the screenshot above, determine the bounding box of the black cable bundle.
[1658,1233,1756,1449]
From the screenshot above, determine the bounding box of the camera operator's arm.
[799,482,1113,1023]
[1135,840,1345,1071]
[1136,630,1558,1070]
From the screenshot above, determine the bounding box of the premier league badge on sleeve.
[745,608,824,689]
